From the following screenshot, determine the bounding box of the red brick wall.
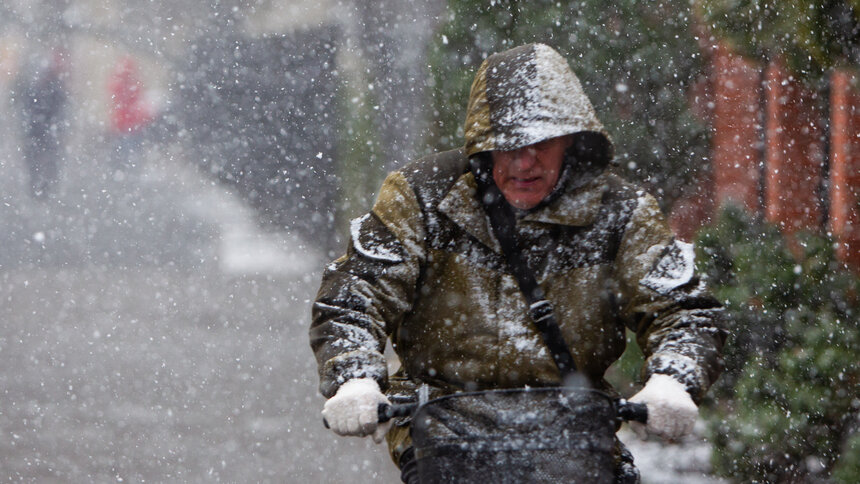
[711,43,762,212]
[763,60,825,235]
[674,43,858,270]
[830,70,860,270]
[669,179,714,242]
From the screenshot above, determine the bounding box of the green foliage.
[699,0,860,79]
[427,0,710,209]
[337,81,386,219]
[333,67,389,252]
[696,206,860,482]
[832,432,860,483]
[605,329,645,395]
[695,206,799,393]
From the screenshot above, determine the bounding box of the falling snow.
[2,0,857,483]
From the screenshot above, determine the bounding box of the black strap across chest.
[478,182,579,379]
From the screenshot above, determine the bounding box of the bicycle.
[376,386,648,483]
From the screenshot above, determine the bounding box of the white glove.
[322,378,392,443]
[628,373,698,441]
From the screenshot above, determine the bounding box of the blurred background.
[0,0,858,482]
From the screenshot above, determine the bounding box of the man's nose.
[512,147,538,169]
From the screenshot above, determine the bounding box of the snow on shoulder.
[350,214,405,263]
[640,239,696,295]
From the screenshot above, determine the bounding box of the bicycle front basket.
[410,387,617,483]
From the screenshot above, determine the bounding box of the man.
[311,43,726,483]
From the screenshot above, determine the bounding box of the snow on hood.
[463,43,612,160]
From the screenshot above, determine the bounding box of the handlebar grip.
[323,402,418,429]
[378,402,418,422]
[617,400,648,424]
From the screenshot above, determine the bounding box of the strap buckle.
[529,299,554,324]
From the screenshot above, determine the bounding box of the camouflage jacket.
[310,43,725,407]
[311,147,725,402]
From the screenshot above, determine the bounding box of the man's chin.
[507,195,542,210]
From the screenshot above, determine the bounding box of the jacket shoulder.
[397,148,470,209]
[599,170,648,204]
[589,170,664,243]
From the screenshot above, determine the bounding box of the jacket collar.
[439,170,607,254]
[438,172,502,253]
[520,178,604,226]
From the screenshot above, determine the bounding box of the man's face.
[491,135,572,210]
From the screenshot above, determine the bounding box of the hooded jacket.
[311,42,725,424]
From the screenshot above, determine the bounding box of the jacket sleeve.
[310,171,426,398]
[615,192,727,404]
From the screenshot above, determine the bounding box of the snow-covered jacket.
[311,43,725,409]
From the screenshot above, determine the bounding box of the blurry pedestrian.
[108,55,153,173]
[13,50,68,199]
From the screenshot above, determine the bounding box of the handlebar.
[323,402,418,429]
[377,400,647,424]
[379,401,647,424]
[615,399,648,424]
[325,398,647,429]
[378,402,419,422]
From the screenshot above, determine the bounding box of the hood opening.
[568,131,613,172]
[468,130,612,213]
